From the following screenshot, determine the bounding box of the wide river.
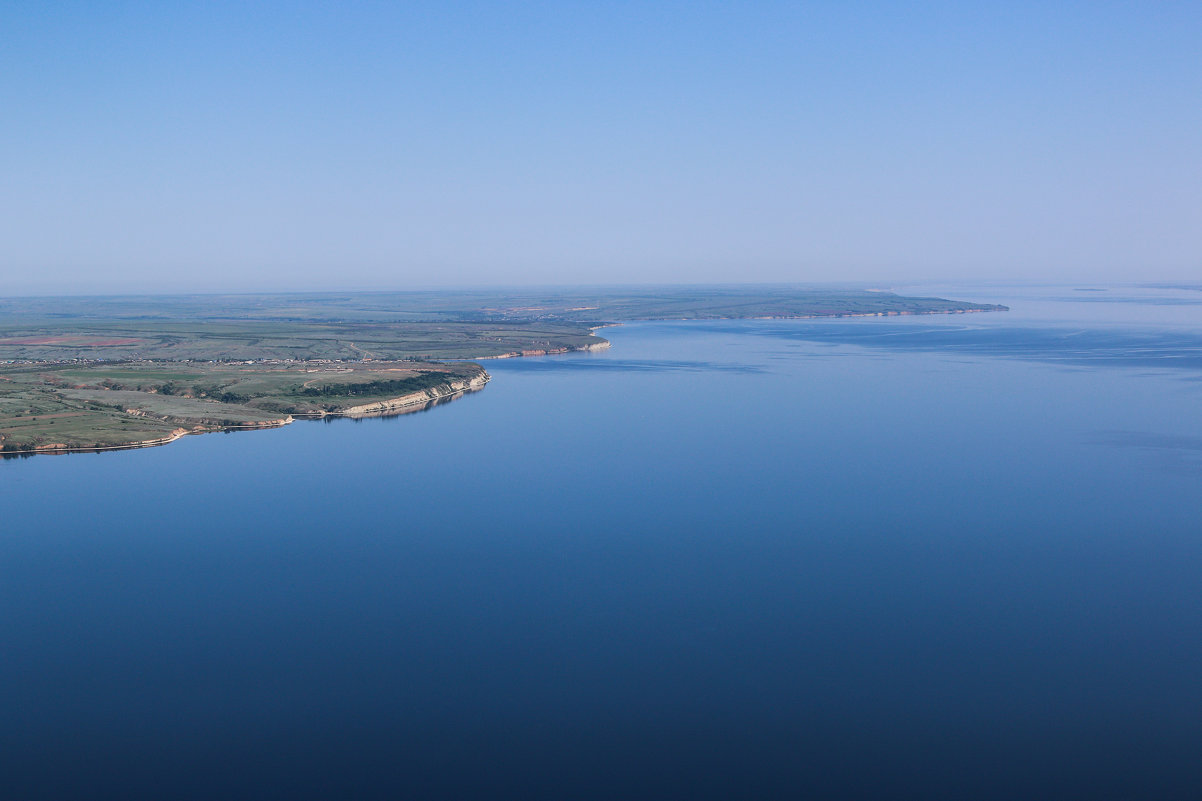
[4,285,1202,799]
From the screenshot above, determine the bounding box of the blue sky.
[2,1,1199,293]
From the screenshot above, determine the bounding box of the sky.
[2,1,1199,294]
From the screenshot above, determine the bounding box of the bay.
[3,284,1202,799]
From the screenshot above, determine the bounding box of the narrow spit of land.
[0,287,1006,455]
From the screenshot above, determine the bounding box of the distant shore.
[467,306,1008,361]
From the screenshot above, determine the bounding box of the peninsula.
[0,286,1005,455]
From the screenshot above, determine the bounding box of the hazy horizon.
[4,278,1199,301]
[3,2,1199,294]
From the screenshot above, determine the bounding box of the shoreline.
[473,341,611,360]
[461,306,1006,360]
[288,372,489,418]
[2,305,1005,458]
[605,306,1006,324]
[0,373,489,458]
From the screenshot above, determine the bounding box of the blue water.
[3,285,1202,799]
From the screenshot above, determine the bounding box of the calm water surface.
[3,285,1202,799]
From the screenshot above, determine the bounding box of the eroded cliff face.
[336,372,490,417]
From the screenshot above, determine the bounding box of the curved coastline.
[473,340,611,360]
[2,304,1007,458]
[289,372,490,418]
[0,417,293,457]
[467,306,1007,361]
[1,372,490,458]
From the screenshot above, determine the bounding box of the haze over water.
[3,284,1202,799]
